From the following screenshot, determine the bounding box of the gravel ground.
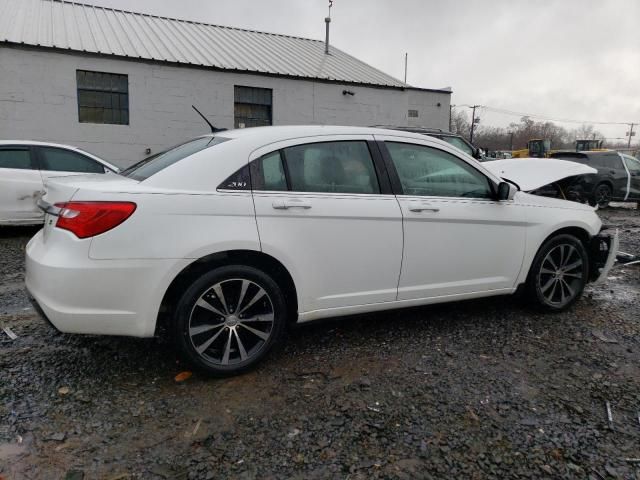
[1,206,639,479]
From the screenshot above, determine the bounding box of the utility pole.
[509,131,514,151]
[628,123,635,148]
[469,105,480,143]
[404,53,408,84]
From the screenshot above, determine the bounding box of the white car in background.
[0,141,119,225]
[26,126,618,376]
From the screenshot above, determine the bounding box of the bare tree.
[450,108,470,137]
[472,117,574,152]
[570,124,604,144]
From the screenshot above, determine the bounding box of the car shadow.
[0,225,41,239]
[14,291,579,387]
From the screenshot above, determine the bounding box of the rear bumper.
[589,229,619,284]
[25,229,188,337]
[27,288,60,332]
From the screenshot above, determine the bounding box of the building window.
[234,86,272,128]
[408,109,419,118]
[77,70,129,125]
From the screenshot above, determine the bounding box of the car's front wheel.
[524,234,589,312]
[174,265,287,376]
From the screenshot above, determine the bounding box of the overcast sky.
[88,0,639,141]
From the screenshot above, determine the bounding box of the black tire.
[589,183,612,208]
[174,265,288,376]
[524,234,589,312]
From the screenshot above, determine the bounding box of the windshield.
[440,136,474,157]
[122,136,230,181]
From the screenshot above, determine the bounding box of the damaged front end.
[589,228,619,283]
[484,158,598,204]
[529,177,590,203]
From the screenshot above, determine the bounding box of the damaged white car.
[0,141,118,225]
[26,126,618,376]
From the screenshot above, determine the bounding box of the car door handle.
[408,202,440,212]
[272,200,312,210]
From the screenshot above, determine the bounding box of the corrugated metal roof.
[0,0,415,89]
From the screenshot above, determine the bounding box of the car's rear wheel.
[525,234,589,312]
[590,183,611,208]
[174,265,287,376]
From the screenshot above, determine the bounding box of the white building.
[0,0,452,167]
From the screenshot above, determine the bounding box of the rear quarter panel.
[85,189,260,260]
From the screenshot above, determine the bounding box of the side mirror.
[497,181,517,201]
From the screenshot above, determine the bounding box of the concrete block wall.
[0,46,451,167]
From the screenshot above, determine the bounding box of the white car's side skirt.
[296,287,516,323]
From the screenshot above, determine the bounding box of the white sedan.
[26,126,618,376]
[0,141,119,225]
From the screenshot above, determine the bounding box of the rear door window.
[38,147,105,173]
[0,147,33,170]
[282,141,380,194]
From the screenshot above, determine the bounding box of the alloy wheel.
[188,278,275,366]
[537,244,584,307]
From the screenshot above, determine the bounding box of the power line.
[477,105,639,126]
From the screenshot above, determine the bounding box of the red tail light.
[54,201,137,238]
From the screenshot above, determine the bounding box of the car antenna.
[192,105,226,133]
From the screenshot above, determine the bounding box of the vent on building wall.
[408,109,419,118]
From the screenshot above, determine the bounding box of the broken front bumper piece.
[590,229,619,284]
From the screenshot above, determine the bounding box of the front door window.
[385,142,492,198]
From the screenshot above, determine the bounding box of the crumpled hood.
[483,158,597,191]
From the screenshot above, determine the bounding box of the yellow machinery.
[511,139,552,158]
[512,138,606,158]
[575,139,605,151]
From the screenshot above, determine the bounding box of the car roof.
[0,139,90,149]
[369,125,460,137]
[207,125,458,147]
[141,125,502,190]
[0,140,118,170]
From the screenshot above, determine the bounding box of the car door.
[376,135,526,300]
[36,146,109,184]
[0,145,44,224]
[622,155,640,200]
[599,153,628,200]
[248,135,403,314]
